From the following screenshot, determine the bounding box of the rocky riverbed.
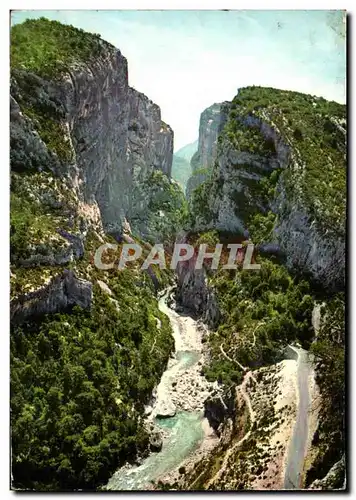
[105,288,221,491]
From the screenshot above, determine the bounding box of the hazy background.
[11,10,346,150]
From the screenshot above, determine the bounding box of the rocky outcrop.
[154,400,176,419]
[147,423,164,453]
[194,142,280,234]
[128,88,173,178]
[10,93,58,172]
[204,388,236,436]
[11,270,92,325]
[175,250,220,329]
[18,229,85,267]
[308,456,345,490]
[272,198,345,289]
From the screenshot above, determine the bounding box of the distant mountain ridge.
[171,139,198,190]
[174,139,198,162]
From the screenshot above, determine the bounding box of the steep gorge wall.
[10,21,177,321]
[193,102,229,171]
[186,102,229,199]
[186,88,346,290]
[11,48,174,238]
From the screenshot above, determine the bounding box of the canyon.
[10,18,346,492]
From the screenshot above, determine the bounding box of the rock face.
[174,234,220,328]
[272,196,345,290]
[10,20,180,323]
[11,270,92,325]
[128,88,173,178]
[186,102,229,199]
[193,102,229,171]
[187,88,346,289]
[204,388,236,436]
[176,260,220,329]
[11,45,174,240]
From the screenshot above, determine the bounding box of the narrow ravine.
[106,288,214,491]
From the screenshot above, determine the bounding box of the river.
[106,292,314,491]
[105,289,208,491]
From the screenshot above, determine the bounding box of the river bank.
[105,287,220,491]
[105,287,319,491]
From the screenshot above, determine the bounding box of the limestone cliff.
[192,102,229,171]
[10,19,178,491]
[11,44,174,239]
[188,87,346,289]
[10,18,180,321]
[186,102,229,199]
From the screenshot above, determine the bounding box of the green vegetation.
[195,230,220,248]
[188,173,216,227]
[141,170,188,243]
[191,167,210,178]
[248,211,276,244]
[202,257,314,386]
[186,166,211,207]
[306,294,345,488]
[10,171,79,263]
[11,67,73,164]
[10,18,112,164]
[11,18,108,78]
[11,192,53,261]
[225,110,276,157]
[11,233,174,490]
[228,86,346,237]
[245,168,282,244]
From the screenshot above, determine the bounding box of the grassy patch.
[11,17,108,78]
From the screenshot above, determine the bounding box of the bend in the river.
[106,289,208,490]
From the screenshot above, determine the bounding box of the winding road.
[208,343,314,490]
[283,346,314,490]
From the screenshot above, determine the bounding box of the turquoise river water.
[106,300,206,490]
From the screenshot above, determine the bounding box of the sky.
[11,10,346,151]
